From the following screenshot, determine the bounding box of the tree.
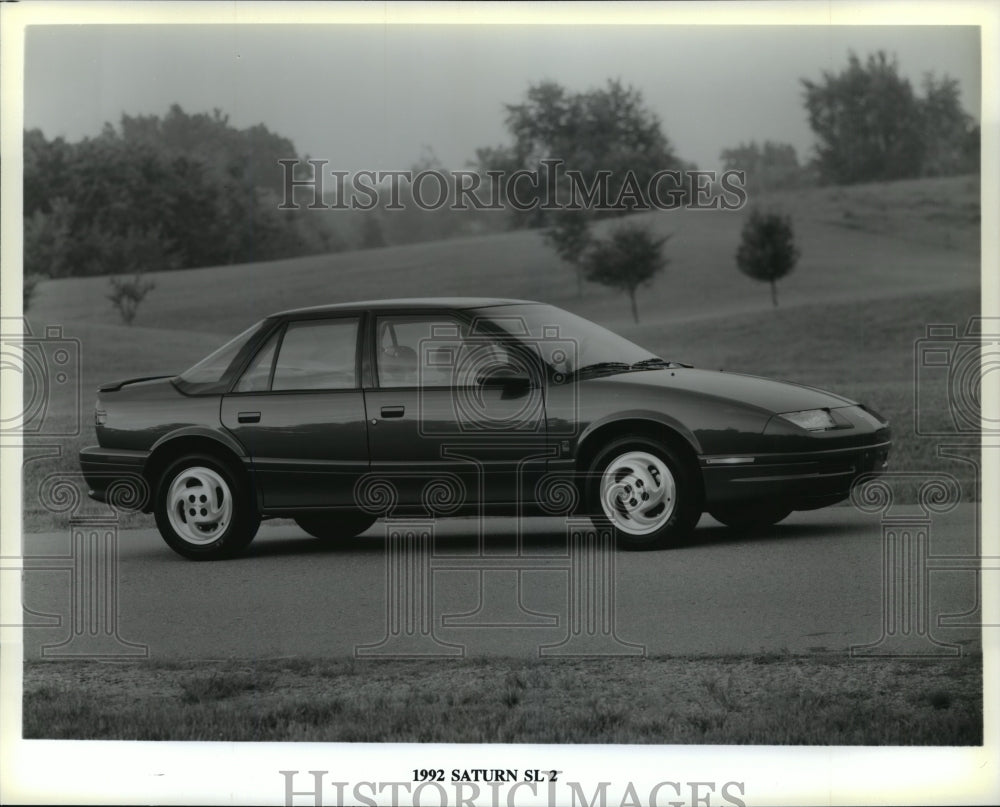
[23,197,74,278]
[919,74,980,176]
[22,105,344,280]
[802,51,925,184]
[543,210,592,296]
[477,79,685,227]
[735,209,800,307]
[360,214,386,249]
[802,51,977,184]
[720,140,807,193]
[23,273,44,312]
[375,146,472,245]
[584,224,669,323]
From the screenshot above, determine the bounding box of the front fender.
[574,409,704,458]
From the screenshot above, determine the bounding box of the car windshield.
[176,319,269,392]
[474,304,658,376]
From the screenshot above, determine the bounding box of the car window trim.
[369,308,541,391]
[265,322,287,391]
[371,309,474,391]
[230,322,284,394]
[175,318,282,396]
[226,313,365,395]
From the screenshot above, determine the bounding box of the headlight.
[778,408,836,431]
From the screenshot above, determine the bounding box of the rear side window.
[233,330,280,392]
[271,318,359,391]
[175,319,269,394]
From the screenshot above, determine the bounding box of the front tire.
[154,454,260,560]
[295,512,377,540]
[586,436,701,550]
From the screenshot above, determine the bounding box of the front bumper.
[79,446,150,507]
[700,439,891,510]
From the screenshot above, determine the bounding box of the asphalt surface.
[18,504,984,660]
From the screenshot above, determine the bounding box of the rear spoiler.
[99,375,174,393]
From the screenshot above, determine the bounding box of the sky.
[24,23,981,172]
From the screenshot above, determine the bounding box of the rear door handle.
[380,405,405,418]
[237,411,261,423]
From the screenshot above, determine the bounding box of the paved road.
[18,504,984,659]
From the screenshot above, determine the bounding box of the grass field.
[20,174,982,530]
[22,654,981,744]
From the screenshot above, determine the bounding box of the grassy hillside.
[29,174,979,337]
[21,174,981,529]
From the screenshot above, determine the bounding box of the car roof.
[272,297,542,318]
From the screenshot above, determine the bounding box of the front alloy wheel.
[599,450,676,535]
[588,437,700,549]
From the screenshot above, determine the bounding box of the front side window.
[270,317,360,391]
[376,315,512,388]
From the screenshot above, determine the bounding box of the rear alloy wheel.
[709,504,792,531]
[154,454,260,560]
[587,437,701,550]
[294,512,377,540]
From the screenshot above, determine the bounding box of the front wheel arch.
[575,420,704,515]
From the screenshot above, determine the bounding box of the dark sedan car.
[80,298,890,559]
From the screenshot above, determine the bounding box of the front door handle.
[237,411,261,423]
[380,405,405,418]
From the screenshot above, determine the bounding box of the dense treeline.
[23,52,979,283]
[24,105,342,278]
[801,52,979,185]
[720,141,813,193]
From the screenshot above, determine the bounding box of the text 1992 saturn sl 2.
[79,298,890,559]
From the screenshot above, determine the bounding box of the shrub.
[107,272,156,325]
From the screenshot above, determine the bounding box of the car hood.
[594,367,857,414]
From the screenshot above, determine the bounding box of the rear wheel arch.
[143,435,251,511]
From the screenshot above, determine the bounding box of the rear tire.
[295,512,377,540]
[154,454,260,560]
[709,503,792,530]
[586,436,701,550]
